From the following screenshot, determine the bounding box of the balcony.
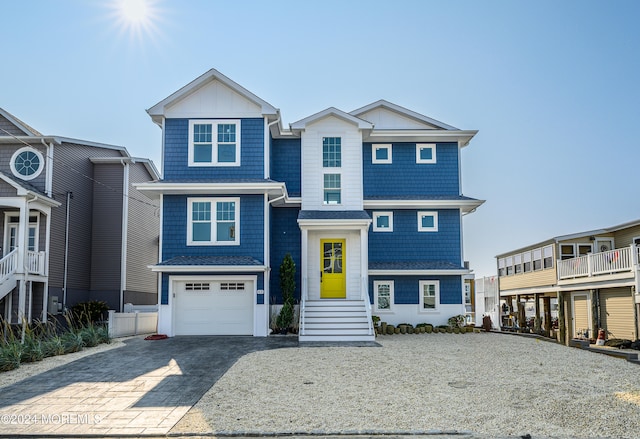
[557,245,639,282]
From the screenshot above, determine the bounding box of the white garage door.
[174,279,254,335]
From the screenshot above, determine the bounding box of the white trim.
[151,264,267,273]
[368,269,471,276]
[291,107,373,131]
[322,172,342,205]
[373,280,394,312]
[372,144,392,164]
[45,141,53,197]
[10,146,45,181]
[372,211,393,232]
[571,292,591,337]
[186,197,240,246]
[416,143,436,164]
[135,181,286,199]
[419,280,440,313]
[363,198,484,213]
[188,119,241,167]
[364,129,477,147]
[3,212,39,253]
[418,211,438,232]
[350,100,460,131]
[120,162,129,312]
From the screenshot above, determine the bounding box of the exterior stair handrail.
[0,248,19,284]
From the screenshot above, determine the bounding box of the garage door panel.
[174,280,254,335]
[601,288,635,340]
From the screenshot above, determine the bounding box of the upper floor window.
[374,280,394,312]
[322,137,341,167]
[188,120,240,166]
[543,245,553,269]
[373,212,393,232]
[11,147,44,181]
[187,197,239,245]
[323,174,341,205]
[419,280,440,312]
[418,211,438,232]
[523,251,532,272]
[372,144,392,164]
[416,143,436,164]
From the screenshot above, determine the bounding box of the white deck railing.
[0,248,18,283]
[26,251,46,275]
[557,244,638,280]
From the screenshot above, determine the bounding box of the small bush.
[79,326,101,348]
[0,342,22,372]
[42,336,65,357]
[70,301,109,324]
[61,332,84,354]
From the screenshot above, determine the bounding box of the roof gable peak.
[290,107,373,130]
[350,99,459,131]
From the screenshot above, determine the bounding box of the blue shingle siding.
[163,118,264,180]
[269,206,302,304]
[368,275,462,305]
[271,138,301,197]
[162,194,264,262]
[161,272,263,305]
[363,142,459,197]
[367,209,461,264]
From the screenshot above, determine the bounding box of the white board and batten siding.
[301,116,363,211]
[356,107,438,130]
[164,79,264,119]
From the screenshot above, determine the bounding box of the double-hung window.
[374,281,394,312]
[418,211,438,232]
[189,120,240,166]
[188,197,239,245]
[419,280,440,312]
[322,137,342,205]
[373,212,393,232]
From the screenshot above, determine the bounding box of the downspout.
[63,191,72,310]
[120,159,129,312]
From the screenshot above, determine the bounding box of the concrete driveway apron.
[0,336,297,436]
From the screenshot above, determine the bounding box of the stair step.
[299,334,376,342]
[305,316,369,323]
[305,322,370,330]
[302,328,372,335]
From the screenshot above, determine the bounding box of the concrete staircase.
[298,299,375,342]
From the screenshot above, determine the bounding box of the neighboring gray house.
[0,108,160,324]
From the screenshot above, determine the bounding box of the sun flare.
[108,0,162,44]
[119,0,149,23]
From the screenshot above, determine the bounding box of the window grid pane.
[217,124,236,143]
[323,174,341,204]
[322,137,341,167]
[377,284,391,310]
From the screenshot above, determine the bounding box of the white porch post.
[360,225,369,302]
[16,199,28,323]
[301,228,308,301]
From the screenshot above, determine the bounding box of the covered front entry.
[320,239,346,298]
[173,277,254,335]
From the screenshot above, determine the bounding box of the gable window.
[373,212,393,232]
[419,280,440,312]
[322,137,341,167]
[323,174,341,204]
[188,120,240,166]
[187,197,239,245]
[374,281,394,312]
[11,147,44,181]
[416,143,436,164]
[417,211,438,232]
[372,144,392,164]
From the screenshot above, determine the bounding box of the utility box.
[48,295,60,315]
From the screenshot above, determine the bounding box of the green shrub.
[70,301,109,324]
[61,332,84,354]
[20,338,44,363]
[96,325,110,344]
[79,325,101,348]
[0,342,22,372]
[42,336,65,357]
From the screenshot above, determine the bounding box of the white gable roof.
[290,107,373,131]
[350,100,459,130]
[147,68,279,125]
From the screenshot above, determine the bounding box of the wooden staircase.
[298,299,375,342]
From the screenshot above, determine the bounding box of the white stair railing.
[361,275,374,335]
[0,248,18,284]
[26,251,46,275]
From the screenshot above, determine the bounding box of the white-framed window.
[187,197,240,245]
[560,244,576,260]
[374,280,394,312]
[372,144,392,164]
[416,143,436,164]
[188,119,240,166]
[514,253,522,274]
[323,173,341,205]
[4,213,39,254]
[498,258,506,276]
[543,245,553,269]
[506,256,513,275]
[578,244,592,256]
[373,212,393,232]
[417,211,438,232]
[322,137,341,167]
[10,147,44,181]
[533,248,542,271]
[419,280,440,312]
[523,251,532,272]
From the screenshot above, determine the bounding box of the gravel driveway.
[172,333,640,438]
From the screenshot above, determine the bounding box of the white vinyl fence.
[107,308,158,338]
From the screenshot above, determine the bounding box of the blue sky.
[1,0,638,277]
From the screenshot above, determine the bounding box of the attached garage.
[601,288,636,340]
[173,277,254,335]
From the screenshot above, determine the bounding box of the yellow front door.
[320,239,346,298]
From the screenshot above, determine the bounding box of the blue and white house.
[137,69,484,341]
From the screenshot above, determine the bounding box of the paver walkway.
[0,336,297,436]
